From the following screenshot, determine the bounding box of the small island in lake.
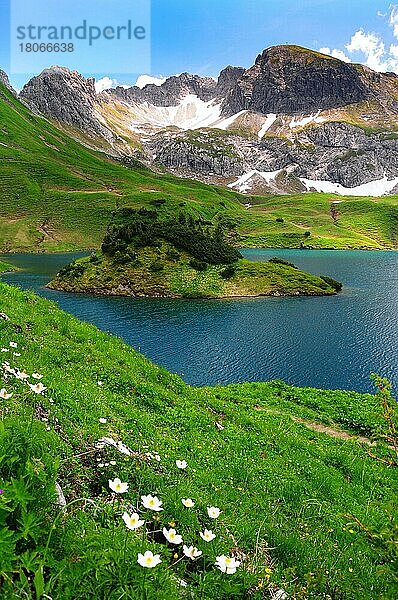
[49,209,342,299]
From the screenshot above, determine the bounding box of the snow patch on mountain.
[127,94,249,132]
[258,114,278,138]
[127,95,221,130]
[228,169,283,193]
[289,111,326,129]
[301,176,398,196]
[217,110,248,130]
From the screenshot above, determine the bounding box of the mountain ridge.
[11,46,398,194]
[14,44,398,195]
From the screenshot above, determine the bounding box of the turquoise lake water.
[1,249,397,393]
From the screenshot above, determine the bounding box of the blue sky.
[1,0,398,89]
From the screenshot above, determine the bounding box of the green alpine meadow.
[0,281,397,599]
[2,4,398,598]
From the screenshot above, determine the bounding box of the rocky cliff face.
[222,45,371,116]
[298,122,398,186]
[215,66,246,98]
[20,66,111,138]
[0,70,16,94]
[149,121,398,193]
[151,130,244,177]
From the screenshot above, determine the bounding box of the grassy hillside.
[241,193,398,249]
[0,280,396,598]
[1,82,398,251]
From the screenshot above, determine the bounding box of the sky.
[1,0,398,90]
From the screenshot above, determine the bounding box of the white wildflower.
[137,551,161,568]
[141,494,163,511]
[207,506,221,519]
[199,529,216,542]
[28,382,46,394]
[183,545,202,560]
[108,478,128,494]
[181,498,195,508]
[215,555,240,574]
[15,370,29,380]
[163,527,183,544]
[122,512,144,531]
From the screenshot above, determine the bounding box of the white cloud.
[390,43,398,59]
[94,74,168,93]
[346,30,383,56]
[319,47,352,62]
[345,30,388,71]
[389,5,398,37]
[319,4,398,75]
[95,76,118,93]
[134,75,167,89]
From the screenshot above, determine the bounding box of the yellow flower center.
[115,484,121,491]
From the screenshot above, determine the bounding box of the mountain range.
[14,44,398,196]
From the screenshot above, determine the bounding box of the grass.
[1,82,398,252]
[48,248,339,299]
[0,260,16,273]
[0,280,397,598]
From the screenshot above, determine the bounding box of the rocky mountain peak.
[20,66,108,137]
[222,44,371,116]
[0,69,16,94]
[22,66,97,103]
